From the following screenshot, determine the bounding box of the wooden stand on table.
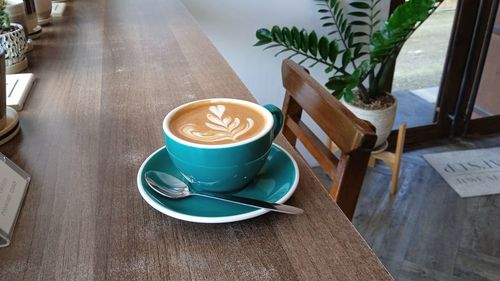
[328,123,407,195]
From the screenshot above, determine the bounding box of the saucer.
[137,144,299,223]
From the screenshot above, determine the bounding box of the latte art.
[169,101,267,145]
[180,105,255,142]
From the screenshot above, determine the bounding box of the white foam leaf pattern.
[180,105,255,143]
[209,105,225,119]
[207,114,226,127]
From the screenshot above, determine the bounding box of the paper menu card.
[0,153,30,247]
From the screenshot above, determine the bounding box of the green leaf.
[370,0,438,65]
[333,1,340,13]
[300,29,309,52]
[309,31,318,56]
[271,26,283,43]
[335,5,343,19]
[291,27,301,49]
[353,32,369,37]
[256,28,272,41]
[350,20,369,26]
[338,14,345,31]
[348,33,354,47]
[253,40,270,47]
[343,90,355,103]
[282,27,292,47]
[349,2,370,9]
[373,0,383,7]
[340,18,347,33]
[353,43,363,57]
[318,9,329,13]
[348,11,370,17]
[325,78,347,91]
[345,25,352,38]
[342,49,351,68]
[320,16,332,20]
[263,43,281,50]
[328,41,339,63]
[318,36,329,60]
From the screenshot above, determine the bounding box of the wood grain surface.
[0,0,392,280]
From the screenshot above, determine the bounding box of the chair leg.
[368,157,376,167]
[390,123,406,195]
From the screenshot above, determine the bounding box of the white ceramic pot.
[0,23,28,74]
[343,95,397,148]
[23,0,43,38]
[34,0,51,25]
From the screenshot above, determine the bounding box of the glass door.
[391,0,457,129]
[386,0,500,148]
[464,2,500,134]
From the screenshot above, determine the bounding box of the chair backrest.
[281,59,377,220]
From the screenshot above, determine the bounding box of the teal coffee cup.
[162,98,283,193]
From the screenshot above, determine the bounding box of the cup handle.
[263,104,283,141]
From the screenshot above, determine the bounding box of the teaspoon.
[144,170,303,215]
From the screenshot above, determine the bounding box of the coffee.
[169,101,267,145]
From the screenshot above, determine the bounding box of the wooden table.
[0,0,393,280]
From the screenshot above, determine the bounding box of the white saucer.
[137,144,300,223]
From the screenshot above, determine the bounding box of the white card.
[0,154,30,247]
[6,73,35,111]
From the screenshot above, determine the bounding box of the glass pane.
[391,0,457,129]
[472,5,500,119]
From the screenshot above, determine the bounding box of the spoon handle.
[192,191,304,215]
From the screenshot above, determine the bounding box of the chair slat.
[286,118,339,181]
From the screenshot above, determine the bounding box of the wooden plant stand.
[328,123,407,195]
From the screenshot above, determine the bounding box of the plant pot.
[0,23,28,74]
[23,0,43,38]
[343,95,397,148]
[6,0,29,38]
[34,0,51,25]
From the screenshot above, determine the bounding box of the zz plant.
[255,0,443,105]
[0,0,10,31]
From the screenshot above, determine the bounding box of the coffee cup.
[162,98,283,193]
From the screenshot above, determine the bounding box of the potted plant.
[254,0,443,147]
[0,0,28,73]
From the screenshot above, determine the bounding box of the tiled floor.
[314,134,500,281]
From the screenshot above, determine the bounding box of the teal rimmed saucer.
[137,144,299,223]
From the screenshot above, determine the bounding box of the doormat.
[423,147,500,198]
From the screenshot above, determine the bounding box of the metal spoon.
[144,170,304,215]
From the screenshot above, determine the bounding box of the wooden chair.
[281,59,377,220]
[329,122,407,195]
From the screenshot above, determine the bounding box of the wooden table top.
[0,0,392,280]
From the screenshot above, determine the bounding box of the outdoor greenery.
[0,0,11,30]
[254,0,443,104]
